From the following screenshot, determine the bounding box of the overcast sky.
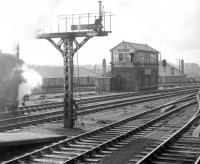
[0,0,199,66]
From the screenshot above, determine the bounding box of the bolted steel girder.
[46,36,92,128]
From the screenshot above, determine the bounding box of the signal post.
[36,1,112,128]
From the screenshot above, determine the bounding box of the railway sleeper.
[42,154,70,160]
[105,147,119,151]
[154,156,194,163]
[110,143,125,148]
[68,144,94,149]
[133,154,145,159]
[151,161,184,164]
[172,143,200,148]
[177,138,200,144]
[91,134,118,138]
[84,137,113,141]
[107,129,131,133]
[83,157,102,163]
[75,141,99,146]
[110,127,136,130]
[169,145,200,150]
[161,152,198,158]
[167,149,200,154]
[138,151,151,155]
[32,157,66,164]
[59,147,89,152]
[99,131,125,135]
[78,139,105,144]
[128,158,141,163]
[179,136,200,140]
[52,150,81,157]
[136,132,150,135]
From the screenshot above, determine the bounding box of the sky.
[0,0,199,66]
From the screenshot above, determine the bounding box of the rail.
[135,90,200,164]
[0,91,195,132]
[2,94,197,164]
[194,89,200,164]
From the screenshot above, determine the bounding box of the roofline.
[80,66,103,77]
[126,41,159,53]
[110,41,159,53]
[110,41,125,52]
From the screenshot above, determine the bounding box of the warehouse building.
[30,65,101,89]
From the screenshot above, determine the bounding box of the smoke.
[0,0,66,52]
[18,64,42,106]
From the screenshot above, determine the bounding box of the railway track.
[6,87,198,116]
[32,87,95,95]
[128,91,200,164]
[0,90,196,132]
[1,93,198,164]
[30,85,200,102]
[31,85,200,96]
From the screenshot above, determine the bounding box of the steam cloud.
[18,64,42,106]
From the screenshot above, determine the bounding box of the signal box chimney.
[99,1,102,18]
[102,59,106,76]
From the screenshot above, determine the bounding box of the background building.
[30,65,102,89]
[184,63,200,82]
[159,61,187,87]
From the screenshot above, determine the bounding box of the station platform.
[0,132,66,147]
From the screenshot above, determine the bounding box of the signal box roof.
[110,41,159,53]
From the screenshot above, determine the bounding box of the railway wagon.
[110,41,159,91]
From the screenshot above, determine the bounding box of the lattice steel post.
[63,38,74,128]
[37,1,112,129]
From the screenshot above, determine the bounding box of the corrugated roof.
[30,65,102,78]
[110,41,159,53]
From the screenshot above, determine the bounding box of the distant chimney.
[181,59,184,74]
[102,59,106,76]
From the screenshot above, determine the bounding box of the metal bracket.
[47,36,92,57]
[73,36,92,54]
[47,38,65,56]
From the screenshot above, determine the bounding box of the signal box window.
[171,68,174,76]
[113,53,119,62]
[139,52,145,63]
[130,53,134,62]
[150,54,156,63]
[119,53,123,62]
[146,54,150,63]
[124,53,131,62]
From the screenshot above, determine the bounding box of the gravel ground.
[99,137,159,164]
[1,93,192,163]
[12,94,187,137]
